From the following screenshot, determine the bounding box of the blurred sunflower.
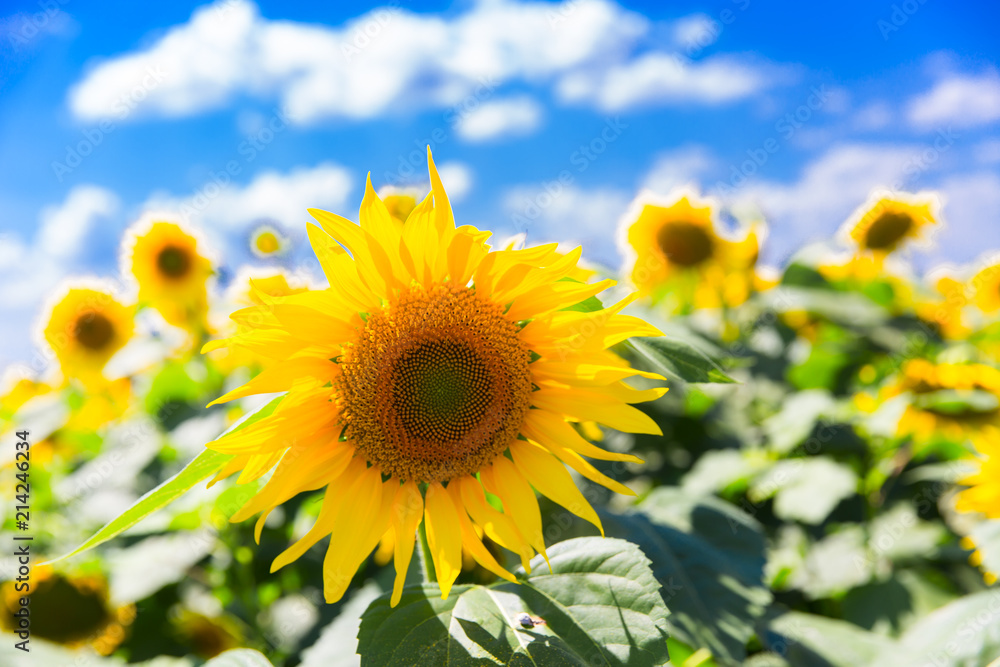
[250,224,290,259]
[956,425,1000,519]
[380,188,420,224]
[125,220,213,332]
[845,193,938,257]
[42,286,134,385]
[883,359,1000,448]
[971,261,1000,314]
[915,274,969,340]
[171,610,243,659]
[203,149,665,606]
[620,192,761,311]
[0,567,135,655]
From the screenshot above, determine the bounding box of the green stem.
[418,521,437,583]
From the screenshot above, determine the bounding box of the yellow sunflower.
[883,359,1000,448]
[621,192,761,310]
[250,224,290,258]
[203,149,665,606]
[125,220,213,331]
[971,262,1000,314]
[956,425,1000,519]
[42,286,134,385]
[844,193,938,256]
[915,275,969,340]
[0,567,135,655]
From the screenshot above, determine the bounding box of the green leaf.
[357,537,671,666]
[912,388,1000,416]
[874,589,1000,666]
[44,396,283,565]
[603,488,771,666]
[203,649,276,667]
[749,458,857,525]
[558,276,606,313]
[627,336,737,384]
[759,611,893,667]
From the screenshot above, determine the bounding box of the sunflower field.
[2,150,1000,667]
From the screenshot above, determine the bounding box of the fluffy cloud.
[0,186,120,367]
[907,72,1000,130]
[557,53,775,110]
[143,163,352,231]
[934,171,1000,262]
[68,0,779,124]
[721,144,919,260]
[453,96,543,142]
[503,184,630,265]
[38,185,119,259]
[642,145,717,193]
[436,161,474,201]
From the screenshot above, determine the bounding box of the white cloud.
[935,171,1000,261]
[0,186,120,368]
[557,53,774,110]
[143,163,352,230]
[38,185,119,259]
[907,72,1000,130]
[68,0,781,123]
[503,184,630,264]
[721,144,918,260]
[671,14,718,51]
[642,145,717,193]
[69,0,647,123]
[454,96,543,142]
[852,101,892,131]
[436,161,473,202]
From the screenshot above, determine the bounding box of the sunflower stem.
[417,521,437,583]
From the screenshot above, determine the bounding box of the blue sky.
[1,0,1000,369]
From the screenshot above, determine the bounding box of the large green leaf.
[627,336,737,384]
[874,590,1000,667]
[357,537,671,666]
[44,396,283,564]
[759,611,892,667]
[603,488,771,666]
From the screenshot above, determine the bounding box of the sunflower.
[971,262,1000,314]
[203,149,665,606]
[250,224,290,258]
[42,286,134,385]
[0,567,135,655]
[621,192,761,310]
[125,220,213,331]
[844,193,938,256]
[380,188,420,224]
[882,359,1000,448]
[915,275,969,340]
[207,270,311,374]
[956,425,1000,519]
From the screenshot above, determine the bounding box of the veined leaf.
[627,336,737,384]
[603,488,771,666]
[759,611,892,667]
[357,537,671,666]
[43,396,283,565]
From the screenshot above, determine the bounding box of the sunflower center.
[335,283,531,483]
[255,232,280,254]
[157,245,191,278]
[656,221,714,266]
[865,212,912,250]
[74,312,115,350]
